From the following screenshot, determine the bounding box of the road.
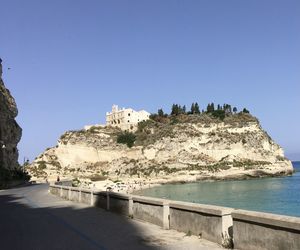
[0,184,222,250]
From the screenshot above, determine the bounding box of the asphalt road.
[0,184,222,250]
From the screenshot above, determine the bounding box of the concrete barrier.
[232,210,300,250]
[169,201,233,246]
[94,191,107,210]
[49,185,232,246]
[49,184,300,249]
[61,187,69,200]
[132,196,167,228]
[80,189,92,205]
[109,193,130,215]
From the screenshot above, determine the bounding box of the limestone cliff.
[0,59,22,170]
[28,112,293,183]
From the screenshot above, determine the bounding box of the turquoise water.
[135,162,300,217]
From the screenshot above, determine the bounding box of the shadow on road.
[0,186,162,250]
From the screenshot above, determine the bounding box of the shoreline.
[36,162,294,195]
[90,165,294,195]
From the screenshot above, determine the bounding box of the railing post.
[68,187,71,200]
[60,186,63,197]
[129,196,133,217]
[163,202,170,230]
[91,190,94,206]
[79,188,82,203]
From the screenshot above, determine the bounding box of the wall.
[132,196,167,228]
[49,184,300,249]
[169,201,233,245]
[49,184,232,247]
[232,210,300,250]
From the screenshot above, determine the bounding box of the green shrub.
[117,132,136,148]
[211,110,226,120]
[72,178,81,187]
[37,161,47,170]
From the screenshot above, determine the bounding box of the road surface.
[0,184,222,250]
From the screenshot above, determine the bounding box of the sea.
[135,161,300,217]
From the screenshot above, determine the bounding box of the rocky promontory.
[28,110,293,187]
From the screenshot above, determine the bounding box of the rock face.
[28,112,293,183]
[0,59,22,169]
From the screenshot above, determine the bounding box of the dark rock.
[0,59,22,170]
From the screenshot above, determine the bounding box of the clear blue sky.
[1,0,299,162]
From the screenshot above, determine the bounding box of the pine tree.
[171,104,177,115]
[171,104,181,115]
[191,103,195,114]
[233,107,237,113]
[207,103,211,113]
[194,102,200,114]
[158,109,164,117]
[242,108,250,113]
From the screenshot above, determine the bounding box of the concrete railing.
[49,184,300,249]
[49,184,232,247]
[232,210,300,250]
[169,201,233,245]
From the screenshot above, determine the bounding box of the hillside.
[27,112,293,186]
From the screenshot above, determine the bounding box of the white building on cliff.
[106,105,150,131]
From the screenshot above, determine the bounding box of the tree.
[242,108,250,114]
[190,103,195,114]
[206,103,211,113]
[182,105,186,114]
[223,104,232,114]
[158,108,164,117]
[233,107,237,113]
[117,132,136,148]
[171,104,182,116]
[194,103,200,114]
[171,104,178,115]
[207,102,215,113]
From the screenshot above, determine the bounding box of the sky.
[0,0,299,162]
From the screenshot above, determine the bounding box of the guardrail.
[49,184,300,249]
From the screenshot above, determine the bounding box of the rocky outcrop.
[0,59,22,170]
[28,112,293,183]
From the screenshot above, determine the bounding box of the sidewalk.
[0,184,223,250]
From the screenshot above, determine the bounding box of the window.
[128,120,130,123]
[128,113,131,116]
